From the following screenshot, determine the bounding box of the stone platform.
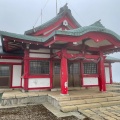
[0,84,120,120]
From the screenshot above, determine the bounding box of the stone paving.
[78,84,120,120]
[80,105,120,120]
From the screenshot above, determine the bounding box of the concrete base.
[1,95,48,106]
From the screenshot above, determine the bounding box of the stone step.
[107,96,120,101]
[77,101,120,110]
[60,101,120,113]
[59,97,109,107]
[92,93,113,98]
[59,100,85,107]
[60,105,77,112]
[54,96,70,102]
[85,97,107,104]
[76,103,101,110]
[70,95,93,100]
[59,94,120,113]
[101,101,120,107]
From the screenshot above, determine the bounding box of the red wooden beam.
[44,32,120,49]
[52,50,100,60]
[0,55,23,59]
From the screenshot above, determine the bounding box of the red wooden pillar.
[80,60,84,86]
[50,58,53,89]
[109,63,113,84]
[60,49,68,95]
[98,52,106,91]
[23,49,29,91]
[50,49,53,89]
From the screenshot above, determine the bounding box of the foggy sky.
[0,0,120,82]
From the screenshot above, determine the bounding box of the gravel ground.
[0,104,82,120]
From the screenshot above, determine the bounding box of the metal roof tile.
[0,31,46,42]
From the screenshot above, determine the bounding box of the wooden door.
[53,61,80,88]
[0,65,11,88]
[68,62,80,87]
[68,63,74,87]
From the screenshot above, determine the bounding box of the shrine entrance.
[68,62,81,87]
[53,61,80,88]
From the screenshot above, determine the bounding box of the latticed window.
[0,66,10,76]
[84,63,97,74]
[30,60,49,74]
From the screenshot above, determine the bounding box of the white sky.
[0,0,120,82]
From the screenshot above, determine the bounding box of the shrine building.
[0,4,120,95]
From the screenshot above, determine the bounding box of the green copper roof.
[0,31,46,42]
[25,4,81,35]
[105,56,120,62]
[1,20,120,44]
[54,21,120,41]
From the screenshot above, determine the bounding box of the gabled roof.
[24,4,81,35]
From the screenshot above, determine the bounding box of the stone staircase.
[48,91,120,119]
[58,93,120,112]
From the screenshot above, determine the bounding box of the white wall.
[30,49,50,53]
[29,53,50,58]
[12,65,22,87]
[28,78,50,88]
[83,77,98,86]
[22,78,24,87]
[29,48,50,58]
[67,50,79,54]
[105,67,110,83]
[0,59,22,63]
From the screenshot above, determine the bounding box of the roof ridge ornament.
[90,19,105,28]
[58,3,71,15]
